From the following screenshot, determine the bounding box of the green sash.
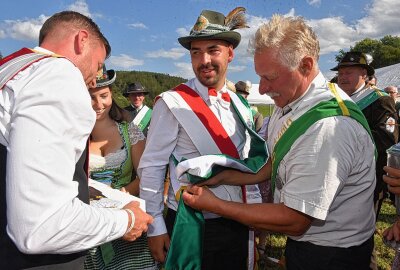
[134,106,152,132]
[356,87,387,111]
[271,84,374,193]
[164,88,268,270]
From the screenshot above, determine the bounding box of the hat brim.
[123,90,149,97]
[96,70,116,88]
[331,63,375,76]
[178,31,241,50]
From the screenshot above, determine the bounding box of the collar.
[350,83,368,97]
[33,46,55,55]
[193,78,229,102]
[280,72,325,116]
[131,104,144,111]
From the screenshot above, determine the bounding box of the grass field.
[258,199,397,270]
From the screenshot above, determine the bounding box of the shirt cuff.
[147,216,167,237]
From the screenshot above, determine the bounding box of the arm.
[121,124,146,195]
[183,186,312,236]
[138,99,179,262]
[6,59,140,253]
[197,158,271,187]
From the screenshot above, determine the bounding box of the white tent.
[246,84,275,105]
[375,62,400,89]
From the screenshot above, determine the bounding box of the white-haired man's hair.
[250,14,320,71]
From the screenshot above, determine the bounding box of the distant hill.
[112,70,187,108]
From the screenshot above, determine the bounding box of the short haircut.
[250,15,320,70]
[39,11,111,58]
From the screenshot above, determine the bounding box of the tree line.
[112,70,187,108]
[335,35,400,69]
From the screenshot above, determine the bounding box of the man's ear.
[227,45,234,63]
[75,30,89,55]
[299,56,314,76]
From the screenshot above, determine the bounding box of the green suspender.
[271,83,374,193]
[356,87,388,110]
[137,108,152,131]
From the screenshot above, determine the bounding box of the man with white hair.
[183,15,376,269]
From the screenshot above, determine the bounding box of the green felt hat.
[178,8,248,50]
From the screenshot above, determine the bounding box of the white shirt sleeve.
[5,58,128,254]
[138,99,179,236]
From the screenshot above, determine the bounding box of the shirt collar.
[281,72,325,115]
[193,78,229,102]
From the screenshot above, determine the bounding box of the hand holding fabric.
[182,185,219,212]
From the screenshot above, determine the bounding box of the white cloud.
[108,54,144,69]
[128,23,148,29]
[176,27,190,37]
[145,47,186,59]
[67,0,91,17]
[356,0,400,37]
[2,15,48,41]
[228,65,247,72]
[171,62,194,79]
[306,0,321,7]
[0,29,6,39]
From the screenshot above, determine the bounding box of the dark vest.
[0,143,89,269]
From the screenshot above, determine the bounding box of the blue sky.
[1,0,399,84]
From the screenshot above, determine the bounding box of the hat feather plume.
[225,7,248,30]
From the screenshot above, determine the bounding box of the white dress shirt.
[0,47,128,254]
[138,78,247,237]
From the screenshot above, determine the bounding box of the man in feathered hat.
[334,52,398,219]
[138,7,266,269]
[123,82,152,136]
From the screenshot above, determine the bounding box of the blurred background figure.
[235,80,264,132]
[123,82,153,137]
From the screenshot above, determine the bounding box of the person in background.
[85,67,158,270]
[385,86,400,121]
[183,14,376,270]
[235,80,264,132]
[138,7,260,269]
[367,74,377,87]
[0,11,152,270]
[333,52,399,217]
[124,82,152,137]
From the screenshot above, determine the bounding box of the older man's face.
[386,87,398,102]
[254,48,305,108]
[337,66,367,96]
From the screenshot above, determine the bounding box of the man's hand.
[147,234,170,263]
[384,166,400,195]
[383,219,400,242]
[122,201,153,241]
[182,185,218,212]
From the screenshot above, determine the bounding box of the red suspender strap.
[174,84,240,159]
[0,48,54,91]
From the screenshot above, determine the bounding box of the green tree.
[335,35,400,69]
[0,51,2,60]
